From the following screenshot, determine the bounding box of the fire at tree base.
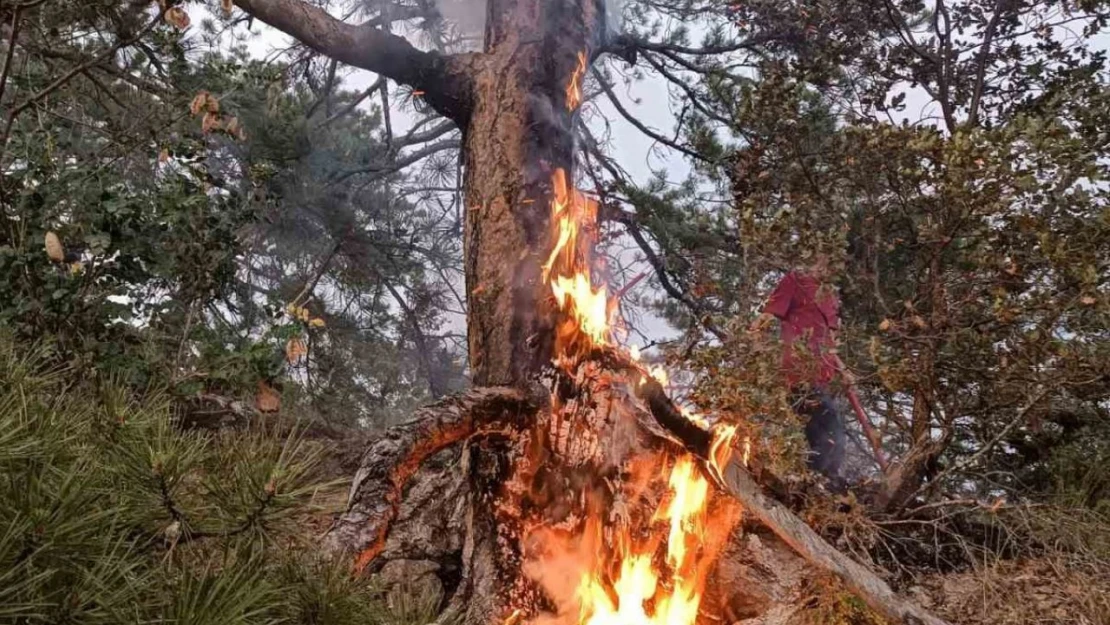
[321,363,917,625]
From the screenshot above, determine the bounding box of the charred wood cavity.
[585,346,715,458]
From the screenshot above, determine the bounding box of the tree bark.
[463,0,604,386]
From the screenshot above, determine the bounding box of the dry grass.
[919,555,1110,625]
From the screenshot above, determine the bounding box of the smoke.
[433,0,486,41]
[604,0,624,37]
[430,0,624,45]
[522,525,599,625]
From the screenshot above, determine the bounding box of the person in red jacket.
[750,254,849,482]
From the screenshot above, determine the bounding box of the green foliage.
[633,0,1110,514]
[0,336,387,624]
[1,2,466,425]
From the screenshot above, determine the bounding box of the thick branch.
[232,0,473,122]
[967,0,1007,127]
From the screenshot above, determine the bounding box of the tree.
[623,0,1110,582]
[7,0,1106,623]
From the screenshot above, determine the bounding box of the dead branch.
[718,461,950,625]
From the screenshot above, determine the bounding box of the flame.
[544,168,614,358]
[709,423,738,477]
[566,50,587,111]
[521,52,744,625]
[564,454,736,625]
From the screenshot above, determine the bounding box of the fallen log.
[717,460,949,625]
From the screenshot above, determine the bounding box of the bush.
[0,337,382,624]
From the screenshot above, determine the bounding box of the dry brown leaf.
[224,116,245,140]
[158,148,170,163]
[201,111,221,134]
[189,91,209,116]
[910,315,928,329]
[878,319,892,332]
[1080,295,1096,306]
[165,6,190,29]
[285,337,307,363]
[255,381,281,413]
[44,231,64,262]
[308,317,326,328]
[221,0,233,17]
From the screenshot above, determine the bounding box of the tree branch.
[232,0,473,122]
[967,0,1008,127]
[608,208,729,342]
[591,67,707,162]
[0,10,163,154]
[330,138,460,184]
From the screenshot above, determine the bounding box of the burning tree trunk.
[462,0,601,386]
[233,1,950,624]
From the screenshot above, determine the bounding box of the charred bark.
[463,0,605,386]
[324,387,537,571]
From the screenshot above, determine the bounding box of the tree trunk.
[463,0,603,386]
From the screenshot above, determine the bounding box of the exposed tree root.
[323,387,537,572]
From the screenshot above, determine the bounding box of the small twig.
[612,271,646,300]
[0,6,22,109]
[0,9,164,155]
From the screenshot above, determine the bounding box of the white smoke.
[605,0,624,37]
[433,0,486,42]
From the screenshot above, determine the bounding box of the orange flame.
[544,168,614,359]
[566,50,587,111]
[564,455,736,625]
[523,52,744,625]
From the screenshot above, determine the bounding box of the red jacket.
[763,271,840,387]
